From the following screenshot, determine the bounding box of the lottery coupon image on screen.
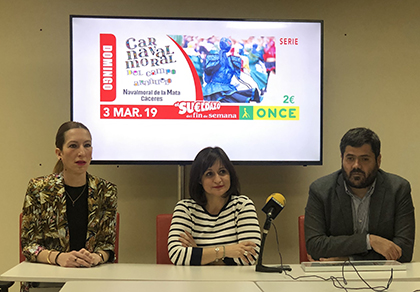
[71,16,323,164]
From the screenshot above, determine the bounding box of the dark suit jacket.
[304,169,415,262]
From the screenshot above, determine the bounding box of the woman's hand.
[225,241,257,264]
[178,232,257,264]
[179,231,197,247]
[91,252,102,266]
[56,248,94,267]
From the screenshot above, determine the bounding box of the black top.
[65,184,88,251]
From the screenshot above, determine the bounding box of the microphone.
[262,193,286,232]
[256,193,291,273]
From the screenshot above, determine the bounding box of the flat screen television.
[70,15,323,165]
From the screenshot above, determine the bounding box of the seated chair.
[298,215,310,263]
[156,214,173,264]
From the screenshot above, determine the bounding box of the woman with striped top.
[168,147,261,265]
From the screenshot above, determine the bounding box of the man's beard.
[342,165,379,189]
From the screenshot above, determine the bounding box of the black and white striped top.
[168,195,261,265]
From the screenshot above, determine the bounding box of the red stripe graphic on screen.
[168,36,203,101]
[100,34,117,102]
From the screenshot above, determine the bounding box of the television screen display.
[71,16,323,164]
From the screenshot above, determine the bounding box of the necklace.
[65,184,87,207]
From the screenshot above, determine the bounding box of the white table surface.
[60,281,261,292]
[1,262,419,283]
[256,280,420,292]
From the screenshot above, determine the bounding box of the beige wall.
[1,1,419,289]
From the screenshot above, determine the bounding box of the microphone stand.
[256,216,292,273]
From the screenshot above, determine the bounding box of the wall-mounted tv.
[70,15,323,165]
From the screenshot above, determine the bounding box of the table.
[55,279,420,292]
[256,281,420,292]
[60,281,261,292]
[1,262,419,283]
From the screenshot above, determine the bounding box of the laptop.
[301,260,406,272]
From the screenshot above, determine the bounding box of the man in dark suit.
[305,127,415,262]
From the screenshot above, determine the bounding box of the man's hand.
[319,256,349,261]
[369,234,402,260]
[306,254,348,262]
